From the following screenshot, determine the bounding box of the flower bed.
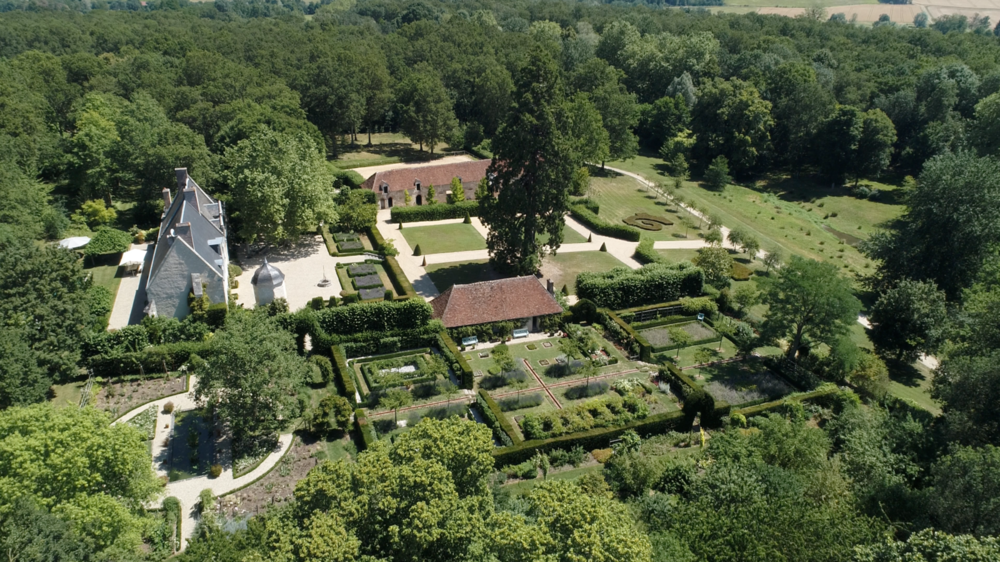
[353,274,383,289]
[359,288,387,300]
[125,405,157,440]
[333,232,360,242]
[338,240,364,252]
[519,393,650,440]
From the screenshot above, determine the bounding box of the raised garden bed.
[99,375,187,419]
[698,362,793,406]
[353,274,383,289]
[359,287,387,300]
[338,240,364,252]
[333,232,360,242]
[347,263,377,277]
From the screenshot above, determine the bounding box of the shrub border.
[569,204,641,241]
[477,389,520,446]
[438,331,474,389]
[733,386,840,418]
[331,346,358,406]
[354,408,377,450]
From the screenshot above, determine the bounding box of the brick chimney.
[162,187,172,209]
[175,168,189,191]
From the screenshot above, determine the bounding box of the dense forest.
[3,0,1000,560]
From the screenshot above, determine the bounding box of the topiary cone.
[588,233,593,242]
[421,256,427,266]
[463,212,471,224]
[599,242,607,252]
[413,244,422,256]
[561,284,569,295]
[398,222,403,229]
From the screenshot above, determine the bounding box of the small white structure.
[58,236,90,250]
[251,259,286,306]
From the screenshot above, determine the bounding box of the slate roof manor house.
[145,168,230,319]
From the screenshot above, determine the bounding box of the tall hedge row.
[331,346,357,405]
[438,332,474,389]
[576,263,704,310]
[477,389,517,446]
[391,200,479,223]
[314,299,432,336]
[568,205,641,241]
[354,408,377,450]
[88,341,212,378]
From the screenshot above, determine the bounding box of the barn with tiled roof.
[431,276,563,331]
[362,159,491,209]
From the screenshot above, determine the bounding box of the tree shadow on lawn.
[885,358,929,389]
[340,140,462,164]
[425,261,507,292]
[762,175,907,208]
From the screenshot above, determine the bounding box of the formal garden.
[400,222,486,255]
[164,408,217,482]
[336,261,396,302]
[350,346,464,419]
[321,228,375,257]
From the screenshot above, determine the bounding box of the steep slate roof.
[431,276,563,328]
[362,159,491,193]
[147,169,227,288]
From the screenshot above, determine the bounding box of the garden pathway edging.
[112,377,295,551]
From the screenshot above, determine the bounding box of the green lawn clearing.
[50,381,86,408]
[425,259,505,291]
[401,222,487,255]
[538,224,589,245]
[539,251,626,295]
[586,173,700,241]
[886,360,940,415]
[608,156,904,275]
[656,248,703,265]
[503,464,604,495]
[335,132,460,169]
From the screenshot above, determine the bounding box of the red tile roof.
[431,276,564,328]
[362,159,491,194]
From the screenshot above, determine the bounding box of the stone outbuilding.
[361,159,491,209]
[430,276,564,332]
[251,259,286,306]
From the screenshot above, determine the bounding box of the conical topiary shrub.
[399,222,403,229]
[599,242,607,252]
[414,244,422,256]
[587,233,593,242]
[422,256,427,266]
[464,212,472,224]
[561,284,569,295]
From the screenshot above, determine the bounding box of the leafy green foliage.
[222,127,336,245]
[759,256,861,359]
[83,226,131,256]
[576,263,704,309]
[0,404,160,554]
[195,311,310,447]
[336,188,377,233]
[933,353,1000,447]
[869,279,948,361]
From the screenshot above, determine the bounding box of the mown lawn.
[538,224,589,245]
[539,251,626,295]
[607,156,904,274]
[886,361,940,415]
[586,174,701,241]
[401,223,486,255]
[425,259,504,291]
[335,132,460,169]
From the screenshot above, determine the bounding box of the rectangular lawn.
[425,259,505,291]
[401,223,486,254]
[538,224,589,245]
[539,251,626,295]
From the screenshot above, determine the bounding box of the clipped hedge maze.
[623,212,674,231]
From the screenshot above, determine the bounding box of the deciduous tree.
[759,256,861,360]
[196,311,309,448]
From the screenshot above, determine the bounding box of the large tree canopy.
[760,256,861,360]
[222,126,336,245]
[480,48,580,274]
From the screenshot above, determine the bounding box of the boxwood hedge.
[576,263,704,310]
[569,204,641,241]
[391,200,479,223]
[314,299,431,336]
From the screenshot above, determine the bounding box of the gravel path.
[112,376,294,551]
